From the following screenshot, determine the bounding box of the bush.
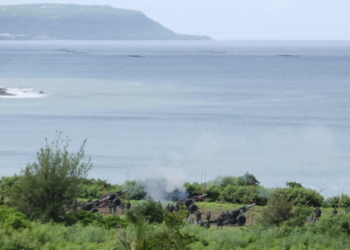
[0,221,118,249]
[205,184,221,202]
[127,181,146,200]
[259,193,295,226]
[67,210,104,226]
[218,185,258,204]
[286,181,303,188]
[238,172,260,186]
[218,184,236,203]
[0,205,30,230]
[66,210,127,229]
[0,175,20,199]
[119,212,197,250]
[80,178,125,200]
[184,182,203,198]
[147,222,198,249]
[163,210,187,231]
[309,213,350,236]
[125,198,164,224]
[204,174,260,203]
[104,215,127,229]
[286,205,313,227]
[216,176,239,187]
[272,187,323,207]
[255,186,273,206]
[324,194,350,208]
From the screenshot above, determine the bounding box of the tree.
[238,172,260,186]
[0,175,20,199]
[286,182,303,188]
[206,184,221,202]
[9,134,92,222]
[184,182,203,197]
[218,176,239,187]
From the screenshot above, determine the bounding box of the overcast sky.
[1,0,350,40]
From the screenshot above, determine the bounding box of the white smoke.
[135,165,188,201]
[130,125,345,199]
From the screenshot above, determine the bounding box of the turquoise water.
[1,41,350,197]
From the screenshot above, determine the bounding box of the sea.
[1,40,350,198]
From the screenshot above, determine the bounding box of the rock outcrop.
[0,87,15,96]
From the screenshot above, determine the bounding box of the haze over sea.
[1,41,350,197]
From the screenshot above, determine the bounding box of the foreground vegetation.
[1,202,350,250]
[1,135,350,249]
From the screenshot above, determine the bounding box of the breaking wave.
[0,87,46,98]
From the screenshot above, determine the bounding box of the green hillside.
[0,4,210,40]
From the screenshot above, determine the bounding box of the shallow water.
[1,40,350,197]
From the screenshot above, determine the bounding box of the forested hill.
[0,4,211,40]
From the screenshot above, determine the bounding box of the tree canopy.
[9,134,92,222]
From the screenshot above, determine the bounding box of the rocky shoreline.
[0,87,15,96]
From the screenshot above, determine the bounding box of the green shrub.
[68,210,104,226]
[126,181,146,200]
[80,178,125,200]
[184,182,203,197]
[309,213,350,236]
[259,193,295,226]
[272,187,323,207]
[104,215,127,229]
[163,210,187,231]
[286,181,303,188]
[286,206,313,227]
[0,205,30,230]
[324,194,350,208]
[119,214,197,250]
[238,172,260,186]
[215,176,239,187]
[0,175,20,199]
[205,184,221,202]
[255,186,273,205]
[218,185,258,204]
[147,223,198,250]
[218,184,236,203]
[118,218,150,250]
[125,198,164,224]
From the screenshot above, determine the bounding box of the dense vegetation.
[1,136,350,249]
[1,202,350,249]
[0,4,210,40]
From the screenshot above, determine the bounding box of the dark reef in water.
[278,54,302,57]
[0,87,15,96]
[127,55,144,58]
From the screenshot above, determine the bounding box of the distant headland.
[0,4,211,41]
